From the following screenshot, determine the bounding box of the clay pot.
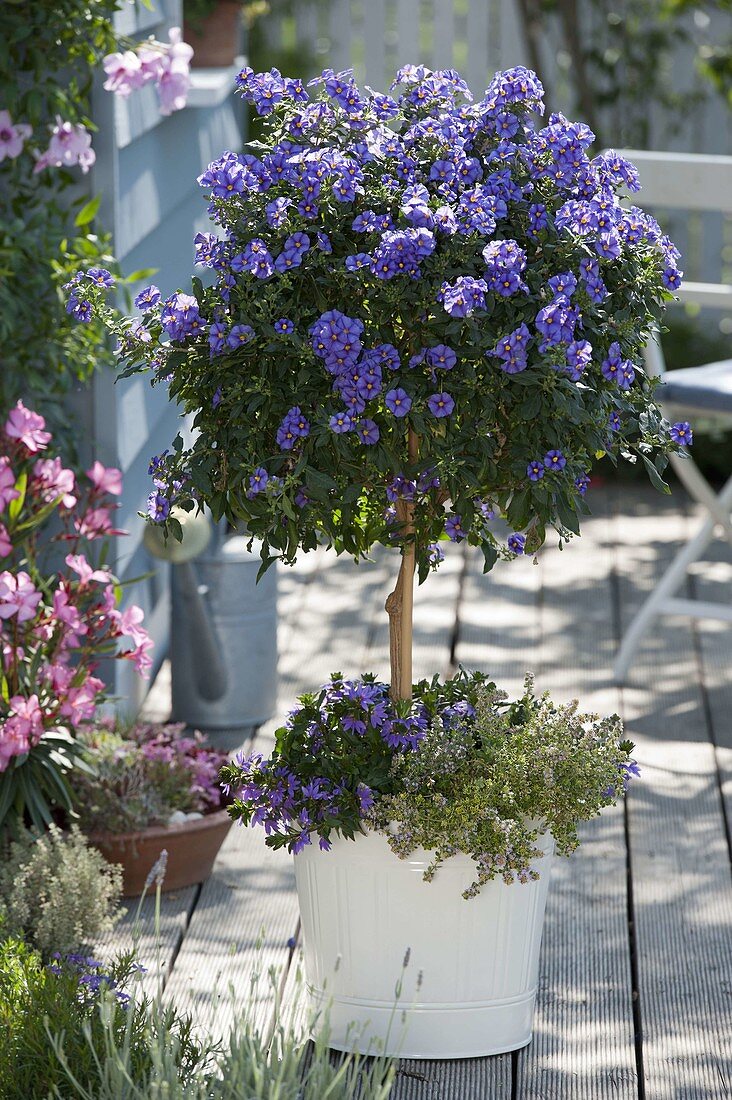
[88,809,232,897]
[184,1,242,69]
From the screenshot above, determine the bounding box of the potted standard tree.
[75,63,685,1056]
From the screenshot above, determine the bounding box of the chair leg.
[669,455,732,549]
[613,510,719,683]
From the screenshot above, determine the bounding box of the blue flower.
[507,532,525,554]
[670,421,693,446]
[527,460,544,481]
[427,392,455,418]
[543,449,566,471]
[385,388,412,417]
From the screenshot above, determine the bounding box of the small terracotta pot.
[88,809,232,897]
[184,1,242,69]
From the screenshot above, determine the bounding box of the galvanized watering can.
[145,512,277,748]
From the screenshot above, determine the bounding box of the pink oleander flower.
[0,524,11,559]
[129,635,154,677]
[46,661,75,694]
[4,401,51,453]
[102,50,144,97]
[35,118,95,174]
[52,588,88,645]
[59,677,104,726]
[0,458,19,511]
[118,603,150,648]
[74,506,126,539]
[8,693,44,743]
[86,460,123,496]
[33,456,77,509]
[157,27,193,116]
[0,571,42,622]
[65,553,111,586]
[0,719,31,771]
[0,110,32,161]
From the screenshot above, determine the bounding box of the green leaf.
[8,470,27,523]
[641,453,671,494]
[74,194,101,227]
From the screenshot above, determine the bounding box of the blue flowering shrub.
[221,670,637,893]
[79,63,682,582]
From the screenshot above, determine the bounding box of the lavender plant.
[74,63,684,701]
[221,670,637,889]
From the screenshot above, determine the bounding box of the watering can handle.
[176,561,229,702]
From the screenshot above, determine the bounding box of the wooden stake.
[386,429,418,702]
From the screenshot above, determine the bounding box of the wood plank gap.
[687,566,732,879]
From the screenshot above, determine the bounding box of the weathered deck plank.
[614,488,732,1099]
[99,887,198,992]
[514,487,637,1100]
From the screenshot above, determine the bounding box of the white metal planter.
[293,829,554,1058]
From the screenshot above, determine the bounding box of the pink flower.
[137,45,166,84]
[0,719,31,771]
[86,460,123,496]
[65,553,111,586]
[128,635,154,677]
[118,603,149,648]
[59,677,104,726]
[8,693,44,742]
[0,110,32,161]
[0,571,42,622]
[0,524,11,559]
[102,50,144,97]
[35,118,95,174]
[46,661,74,694]
[4,401,51,453]
[157,28,193,116]
[74,506,126,539]
[53,588,88,645]
[32,457,77,509]
[0,458,20,511]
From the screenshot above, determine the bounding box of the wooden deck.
[106,484,732,1099]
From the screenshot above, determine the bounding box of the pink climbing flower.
[65,553,111,586]
[157,28,193,116]
[102,50,144,97]
[0,110,32,161]
[35,118,95,174]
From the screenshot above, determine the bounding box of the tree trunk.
[386,429,418,701]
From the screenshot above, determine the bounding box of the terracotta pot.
[184,1,242,69]
[88,809,232,897]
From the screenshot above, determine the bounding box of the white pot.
[293,828,554,1059]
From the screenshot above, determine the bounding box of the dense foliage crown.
[88,63,681,579]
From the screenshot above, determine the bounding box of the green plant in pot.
[72,720,232,897]
[74,62,683,1056]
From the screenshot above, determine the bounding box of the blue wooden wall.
[90,0,243,712]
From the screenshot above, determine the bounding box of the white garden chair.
[613,150,732,683]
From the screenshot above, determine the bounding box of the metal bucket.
[170,535,277,747]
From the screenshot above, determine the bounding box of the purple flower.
[274,317,294,335]
[146,491,170,522]
[670,421,693,446]
[527,460,544,481]
[575,473,591,495]
[87,267,115,289]
[134,284,161,309]
[507,532,525,554]
[227,324,254,348]
[427,392,455,418]
[385,388,412,417]
[356,418,380,445]
[544,449,566,471]
[608,411,622,432]
[329,411,353,433]
[445,514,466,541]
[248,467,269,496]
[428,542,445,566]
[425,344,457,371]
